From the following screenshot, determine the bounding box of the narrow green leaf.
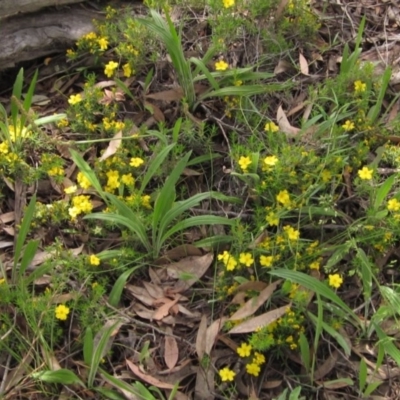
[23,69,39,113]
[70,149,104,195]
[152,152,191,248]
[88,320,122,388]
[269,270,360,326]
[32,369,84,386]
[100,369,142,397]
[95,388,126,400]
[11,68,24,127]
[374,175,395,210]
[19,240,39,278]
[140,143,175,194]
[83,327,93,365]
[189,58,219,90]
[298,332,310,373]
[84,212,151,253]
[109,266,142,307]
[14,194,36,281]
[307,313,351,356]
[160,215,235,245]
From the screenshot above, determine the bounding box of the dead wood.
[0,7,97,69]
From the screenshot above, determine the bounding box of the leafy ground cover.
[2,0,400,398]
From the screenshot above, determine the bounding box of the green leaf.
[95,388,126,400]
[88,320,122,388]
[152,152,191,253]
[100,369,142,397]
[19,240,39,278]
[70,149,104,195]
[109,266,142,307]
[83,327,93,365]
[140,143,175,194]
[84,212,151,253]
[298,332,310,373]
[160,215,236,245]
[368,68,392,123]
[308,313,351,356]
[11,68,24,127]
[269,270,360,326]
[23,69,39,114]
[374,323,400,367]
[13,194,36,282]
[32,369,84,386]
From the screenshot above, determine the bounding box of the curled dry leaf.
[277,105,300,136]
[99,131,122,162]
[228,280,281,321]
[228,304,290,334]
[126,284,156,307]
[0,211,15,224]
[126,359,177,390]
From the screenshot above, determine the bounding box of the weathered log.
[0,7,96,69]
[0,0,85,18]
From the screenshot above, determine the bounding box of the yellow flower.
[283,225,300,241]
[123,63,132,77]
[264,122,279,132]
[321,169,332,183]
[357,166,373,180]
[223,0,235,7]
[218,251,231,264]
[342,120,355,131]
[64,185,77,194]
[48,166,64,177]
[68,94,82,105]
[226,257,237,271]
[354,80,366,93]
[55,304,70,321]
[104,61,119,78]
[246,363,261,377]
[239,252,254,267]
[0,278,5,285]
[106,170,120,190]
[238,156,252,172]
[388,198,400,211]
[215,60,229,71]
[266,212,279,226]
[84,32,97,40]
[253,352,266,365]
[77,172,91,189]
[328,273,343,289]
[89,254,100,266]
[237,342,252,357]
[276,190,290,206]
[141,195,152,209]
[121,173,135,186]
[219,367,236,382]
[260,255,273,267]
[0,142,9,154]
[97,37,109,51]
[309,261,320,270]
[130,157,144,168]
[263,155,278,168]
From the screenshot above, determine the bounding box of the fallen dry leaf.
[274,59,291,74]
[277,106,300,136]
[164,334,179,370]
[99,131,122,162]
[314,351,339,381]
[168,253,214,292]
[228,304,290,334]
[152,295,181,321]
[228,280,281,321]
[299,52,309,75]
[144,101,165,122]
[205,317,227,355]
[126,284,156,307]
[196,314,207,359]
[126,359,177,389]
[145,88,184,102]
[0,211,15,224]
